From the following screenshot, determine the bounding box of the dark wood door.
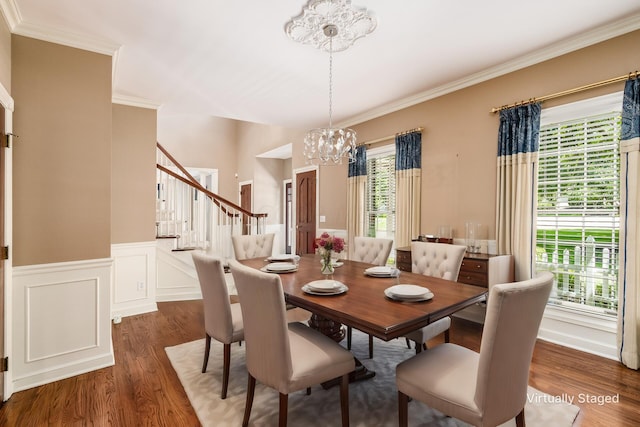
[0,107,5,404]
[240,183,251,235]
[295,170,316,255]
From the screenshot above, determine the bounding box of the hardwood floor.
[0,300,638,426]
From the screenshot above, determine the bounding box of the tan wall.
[237,121,304,221]
[112,104,157,243]
[157,114,238,201]
[12,35,112,266]
[343,29,640,241]
[0,17,10,92]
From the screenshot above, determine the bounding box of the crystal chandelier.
[285,0,376,165]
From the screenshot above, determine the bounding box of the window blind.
[536,111,620,313]
[366,154,396,238]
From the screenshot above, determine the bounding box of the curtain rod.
[490,70,639,114]
[358,127,424,146]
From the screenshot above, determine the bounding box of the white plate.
[332,261,344,267]
[387,284,431,298]
[384,286,434,302]
[302,283,348,296]
[267,254,296,262]
[260,262,297,273]
[364,266,398,277]
[306,279,344,291]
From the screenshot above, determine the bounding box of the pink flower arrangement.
[314,232,345,254]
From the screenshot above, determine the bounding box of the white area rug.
[166,330,579,427]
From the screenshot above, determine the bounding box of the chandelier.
[285,0,376,165]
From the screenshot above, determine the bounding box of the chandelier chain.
[328,33,333,130]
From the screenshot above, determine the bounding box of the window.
[536,93,622,315]
[366,146,396,261]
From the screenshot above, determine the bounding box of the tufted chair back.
[231,233,275,260]
[352,236,393,266]
[410,241,466,280]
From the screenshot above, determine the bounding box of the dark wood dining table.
[238,254,488,343]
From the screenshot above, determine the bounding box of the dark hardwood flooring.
[0,300,638,426]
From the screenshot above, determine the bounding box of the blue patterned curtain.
[395,132,421,247]
[618,76,640,369]
[347,145,367,259]
[495,103,541,280]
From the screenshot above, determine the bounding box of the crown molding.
[0,0,20,30]
[341,12,640,128]
[112,94,161,110]
[12,20,120,56]
[0,0,120,55]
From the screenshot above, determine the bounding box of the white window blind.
[366,152,396,243]
[536,108,621,314]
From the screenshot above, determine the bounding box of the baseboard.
[12,353,114,393]
[112,302,158,319]
[155,290,203,302]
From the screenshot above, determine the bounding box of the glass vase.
[320,251,334,275]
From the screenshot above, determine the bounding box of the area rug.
[166,330,579,427]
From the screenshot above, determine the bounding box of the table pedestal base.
[308,314,345,342]
[308,313,376,389]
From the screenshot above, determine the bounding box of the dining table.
[239,254,487,340]
[238,253,488,385]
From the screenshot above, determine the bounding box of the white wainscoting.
[12,258,114,392]
[538,305,618,360]
[111,242,158,318]
[156,241,202,301]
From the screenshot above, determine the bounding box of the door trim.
[282,179,292,253]
[0,84,13,403]
[292,165,318,254]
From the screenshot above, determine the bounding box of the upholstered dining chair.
[191,252,244,399]
[229,260,355,427]
[403,241,467,352]
[348,236,394,358]
[396,271,553,427]
[231,233,275,260]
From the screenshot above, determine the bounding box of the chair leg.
[306,387,311,395]
[414,341,422,354]
[242,374,256,427]
[202,334,212,373]
[279,392,288,427]
[368,335,374,359]
[515,408,525,427]
[444,329,450,343]
[340,374,350,427]
[347,326,352,350]
[221,343,231,399]
[398,390,409,427]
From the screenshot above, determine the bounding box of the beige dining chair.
[403,241,467,352]
[231,233,275,260]
[229,260,355,427]
[396,271,553,427]
[348,236,394,358]
[192,252,244,399]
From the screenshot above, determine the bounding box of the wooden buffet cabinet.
[395,246,514,289]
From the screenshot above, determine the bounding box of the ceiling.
[4,1,640,129]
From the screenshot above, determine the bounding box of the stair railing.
[156,142,267,257]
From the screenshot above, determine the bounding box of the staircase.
[156,142,267,259]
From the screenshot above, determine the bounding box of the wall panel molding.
[12,258,114,392]
[111,241,157,318]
